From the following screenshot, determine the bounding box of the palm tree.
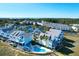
[40,34,48,46]
[40,35,44,44]
[33,34,38,42]
[44,35,48,47]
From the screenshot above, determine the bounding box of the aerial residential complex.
[0,3,79,56]
[0,18,79,56]
[0,19,65,54]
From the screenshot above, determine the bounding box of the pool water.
[33,46,45,52]
[23,44,46,53]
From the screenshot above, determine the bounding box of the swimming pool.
[32,45,45,52]
[23,43,52,54]
[31,45,52,54]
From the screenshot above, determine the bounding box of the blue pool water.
[33,46,45,52]
[23,43,46,52]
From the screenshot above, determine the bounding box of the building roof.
[46,29,62,38]
[43,22,71,31]
[39,29,63,41]
[9,31,32,44]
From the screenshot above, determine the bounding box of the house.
[21,20,43,26]
[36,29,64,49]
[70,24,79,26]
[71,26,79,32]
[0,29,9,40]
[36,21,43,26]
[69,24,79,32]
[20,20,71,31]
[0,27,32,45]
[43,21,71,31]
[8,31,32,45]
[0,24,15,33]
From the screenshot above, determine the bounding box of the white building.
[43,22,71,31]
[71,26,79,32]
[37,29,64,49]
[70,24,79,26]
[9,31,32,45]
[70,24,79,32]
[0,29,32,45]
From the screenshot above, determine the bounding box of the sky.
[0,3,79,18]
